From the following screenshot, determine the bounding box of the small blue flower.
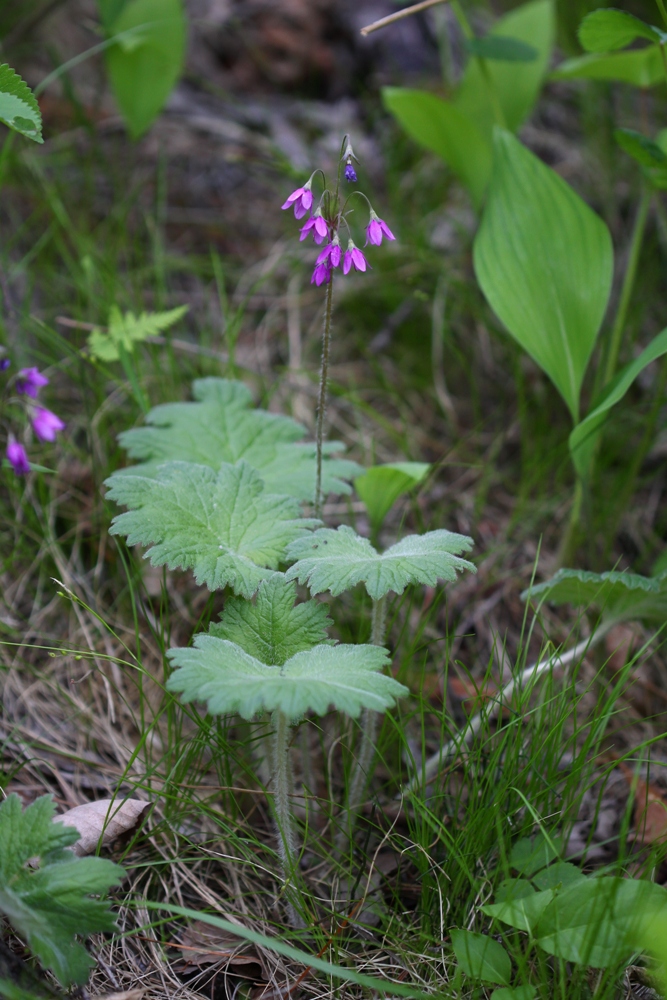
[344,162,357,183]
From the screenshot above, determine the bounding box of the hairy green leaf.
[522,567,667,625]
[578,8,663,53]
[209,576,333,665]
[116,378,360,501]
[106,461,317,598]
[167,636,405,722]
[286,525,475,600]
[474,130,613,423]
[88,304,188,361]
[0,65,43,143]
[0,795,123,987]
[105,0,186,139]
[451,930,511,985]
[354,462,429,534]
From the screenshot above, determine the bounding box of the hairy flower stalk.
[270,709,303,927]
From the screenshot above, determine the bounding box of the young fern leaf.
[88,304,189,361]
[106,461,318,598]
[115,378,361,501]
[0,794,123,987]
[285,525,475,599]
[0,64,43,143]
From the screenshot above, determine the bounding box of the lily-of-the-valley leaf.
[285,524,475,600]
[115,377,360,501]
[105,461,318,598]
[578,8,665,53]
[522,567,667,625]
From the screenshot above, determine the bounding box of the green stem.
[558,475,584,568]
[271,709,302,927]
[657,0,667,30]
[451,0,506,128]
[315,274,335,518]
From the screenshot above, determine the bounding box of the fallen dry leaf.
[54,798,150,856]
[618,763,667,845]
[95,992,145,1000]
[174,920,264,976]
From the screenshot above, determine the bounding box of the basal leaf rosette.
[285,524,475,599]
[105,461,319,598]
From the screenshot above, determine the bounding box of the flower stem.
[271,709,302,927]
[315,274,335,518]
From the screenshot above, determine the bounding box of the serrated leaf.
[88,304,188,361]
[451,930,511,985]
[532,861,586,891]
[474,129,613,423]
[522,567,667,625]
[106,461,318,598]
[465,35,538,63]
[552,47,664,86]
[510,833,562,874]
[285,525,475,600]
[354,462,429,534]
[167,636,406,722]
[578,9,663,53]
[0,65,43,144]
[209,576,333,665]
[0,795,123,987]
[116,377,360,501]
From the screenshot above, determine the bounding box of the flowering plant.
[2,357,65,476]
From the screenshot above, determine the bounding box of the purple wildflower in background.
[311,261,332,286]
[281,184,313,220]
[316,238,342,269]
[300,212,328,244]
[343,242,368,275]
[0,358,10,371]
[16,367,48,398]
[32,407,65,442]
[366,211,395,246]
[344,161,357,183]
[6,439,30,475]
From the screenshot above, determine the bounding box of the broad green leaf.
[97,0,128,29]
[532,862,586,891]
[454,0,555,137]
[522,567,667,625]
[0,795,123,987]
[578,9,663,53]
[474,130,613,422]
[491,988,537,1000]
[354,462,429,534]
[483,889,554,933]
[106,461,318,598]
[116,378,360,502]
[495,878,536,903]
[88,304,188,361]
[450,930,510,986]
[509,833,562,875]
[105,0,186,139]
[381,88,492,208]
[167,636,406,722]
[286,525,475,600]
[552,48,664,87]
[465,35,538,63]
[615,127,667,168]
[632,911,667,992]
[209,576,333,665]
[569,326,667,479]
[0,65,43,143]
[535,877,667,968]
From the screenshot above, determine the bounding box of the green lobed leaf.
[116,378,360,501]
[465,35,538,63]
[105,0,186,139]
[474,129,613,423]
[522,566,667,625]
[167,636,406,722]
[0,795,123,988]
[578,8,663,53]
[569,326,667,480]
[106,461,318,598]
[285,525,475,600]
[450,929,511,985]
[0,65,43,143]
[354,462,429,534]
[209,576,333,666]
[88,304,188,361]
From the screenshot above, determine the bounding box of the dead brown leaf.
[174,920,264,976]
[618,763,667,845]
[54,798,150,856]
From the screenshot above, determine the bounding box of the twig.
[360,0,451,36]
[404,623,614,793]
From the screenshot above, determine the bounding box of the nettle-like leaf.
[286,525,475,600]
[0,794,123,987]
[209,576,334,665]
[106,461,317,598]
[522,567,667,625]
[0,64,43,143]
[116,378,360,501]
[88,304,188,361]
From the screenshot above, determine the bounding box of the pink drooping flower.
[310,262,332,286]
[316,237,342,269]
[16,367,48,398]
[32,407,65,442]
[366,210,395,246]
[281,184,313,220]
[300,212,328,244]
[343,241,369,275]
[6,438,30,475]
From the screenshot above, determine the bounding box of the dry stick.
[404,622,614,794]
[360,0,451,35]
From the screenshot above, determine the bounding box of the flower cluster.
[3,361,65,476]
[281,139,395,288]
